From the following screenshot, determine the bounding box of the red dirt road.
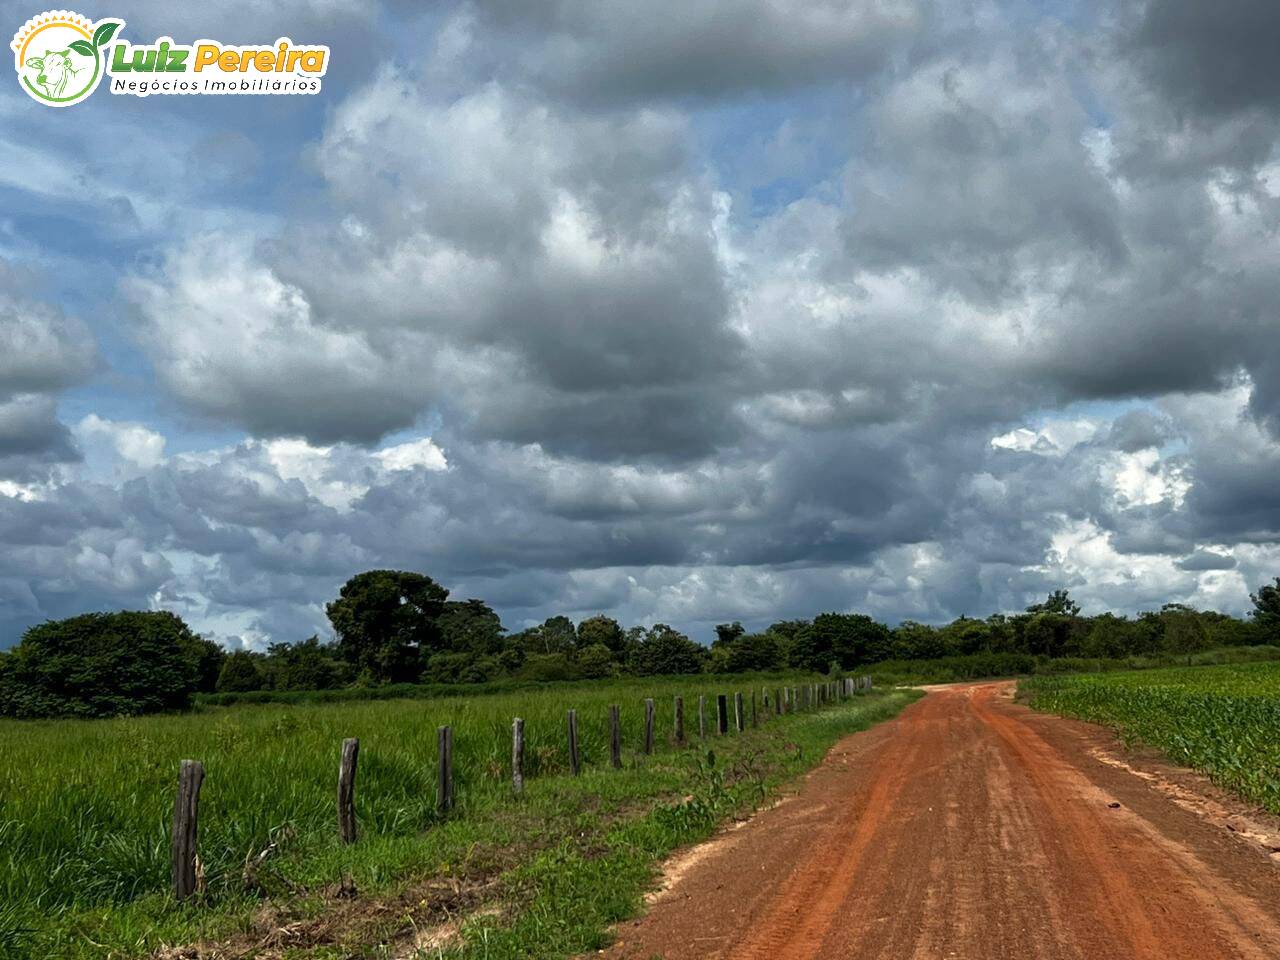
[601,683,1280,960]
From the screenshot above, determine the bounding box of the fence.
[167,675,874,900]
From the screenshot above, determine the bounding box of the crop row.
[1023,661,1280,813]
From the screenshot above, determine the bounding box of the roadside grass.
[0,677,917,958]
[1023,660,1280,815]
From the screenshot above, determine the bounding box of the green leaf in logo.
[92,21,120,49]
[68,39,95,57]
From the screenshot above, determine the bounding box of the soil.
[597,682,1280,960]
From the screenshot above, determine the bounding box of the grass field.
[1023,661,1280,815]
[0,674,917,958]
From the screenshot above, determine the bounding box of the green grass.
[0,675,915,958]
[865,644,1280,686]
[1023,660,1280,814]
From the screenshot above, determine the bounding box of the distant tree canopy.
[0,611,219,718]
[3,572,1278,718]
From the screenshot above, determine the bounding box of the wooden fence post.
[610,704,622,768]
[775,687,783,715]
[437,726,454,812]
[751,690,758,727]
[717,694,729,735]
[674,696,685,745]
[734,692,745,732]
[512,718,525,794]
[172,759,205,900]
[699,694,707,738]
[644,698,655,755]
[567,709,581,775]
[336,740,358,846]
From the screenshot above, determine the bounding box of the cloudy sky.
[2,0,1279,649]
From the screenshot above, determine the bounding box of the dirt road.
[601,683,1280,960]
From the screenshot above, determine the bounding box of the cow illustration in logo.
[11,12,122,106]
[25,47,80,97]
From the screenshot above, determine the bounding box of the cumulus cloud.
[4,0,1280,645]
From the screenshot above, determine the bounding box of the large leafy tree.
[630,624,708,676]
[790,613,891,671]
[0,611,210,718]
[326,570,449,684]
[576,615,627,655]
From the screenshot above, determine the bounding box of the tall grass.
[0,673,838,954]
[1023,660,1280,813]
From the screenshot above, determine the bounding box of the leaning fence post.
[717,694,729,735]
[437,726,454,812]
[172,759,205,900]
[567,709,581,775]
[644,698,655,755]
[512,718,525,794]
[610,704,622,768]
[699,694,707,738]
[674,696,685,744]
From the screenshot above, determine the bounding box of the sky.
[2,0,1279,650]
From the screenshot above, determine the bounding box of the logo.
[12,10,329,107]
[11,11,119,106]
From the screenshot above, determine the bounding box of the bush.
[0,611,208,718]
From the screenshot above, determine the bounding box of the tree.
[1160,604,1212,662]
[577,615,628,655]
[0,611,209,718]
[261,636,349,690]
[630,625,708,676]
[791,613,891,671]
[1026,589,1081,617]
[438,599,504,655]
[1251,578,1280,639]
[326,570,449,684]
[713,622,745,647]
[725,631,785,672]
[576,642,617,679]
[537,616,577,654]
[890,621,947,661]
[217,651,266,692]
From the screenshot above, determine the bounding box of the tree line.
[2,570,1279,718]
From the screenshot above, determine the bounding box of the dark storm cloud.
[1125,0,1280,119]
[1178,549,1236,571]
[1107,409,1175,452]
[465,0,925,104]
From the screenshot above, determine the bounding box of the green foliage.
[0,612,207,718]
[215,651,264,693]
[576,615,627,655]
[1251,577,1280,639]
[1025,661,1280,814]
[259,636,350,691]
[790,612,891,672]
[437,599,504,655]
[629,624,708,676]
[325,570,449,683]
